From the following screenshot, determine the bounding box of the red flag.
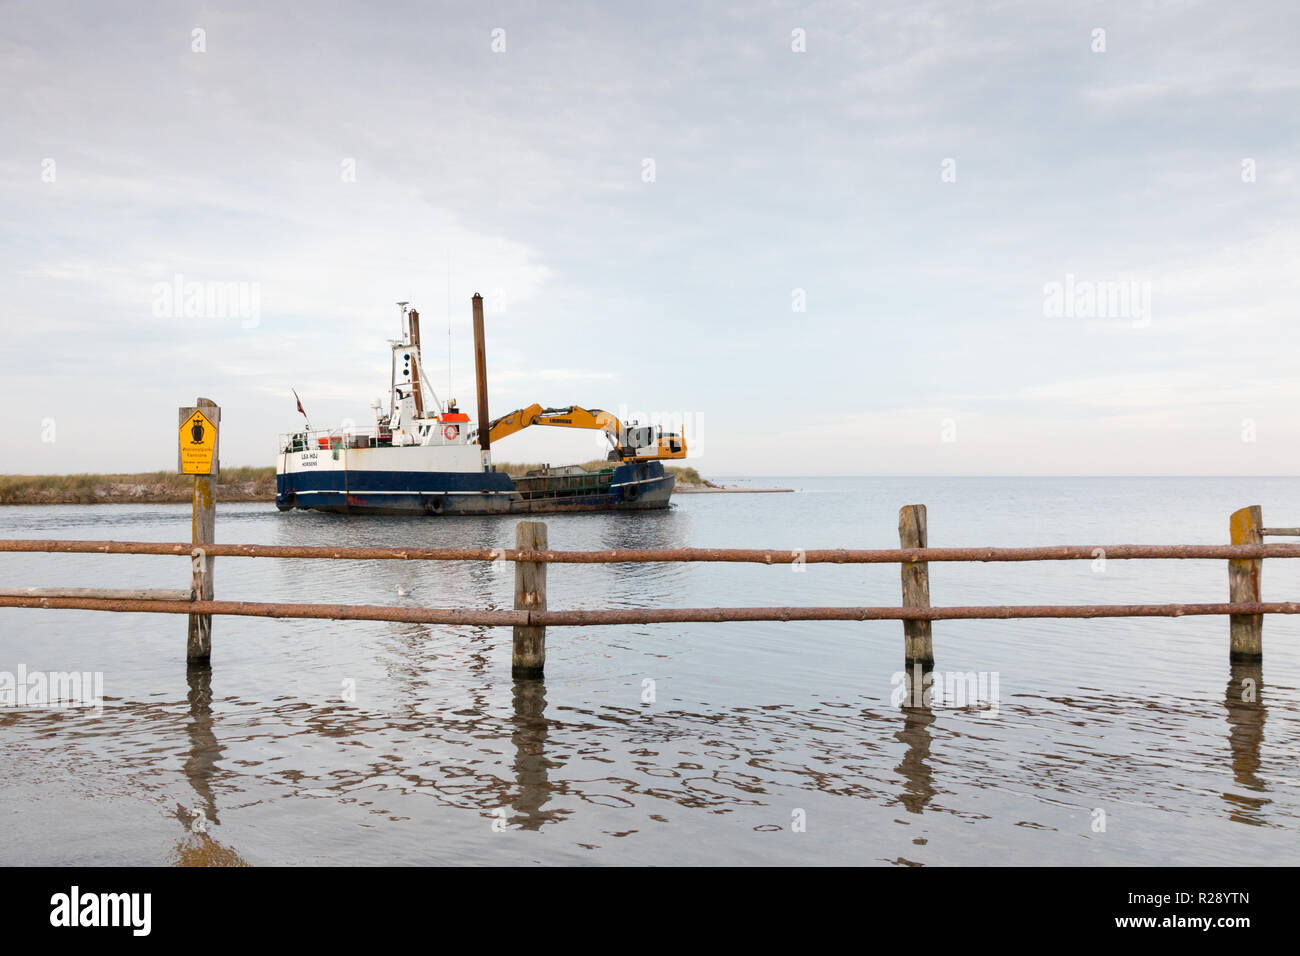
[292,388,307,418]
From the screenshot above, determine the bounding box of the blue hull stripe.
[280,469,516,495]
[277,462,671,513]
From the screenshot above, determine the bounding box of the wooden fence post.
[187,397,219,665]
[513,520,547,678]
[1229,505,1263,661]
[899,504,934,667]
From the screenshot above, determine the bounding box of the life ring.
[442,424,459,440]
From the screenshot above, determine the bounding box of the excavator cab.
[620,423,687,462]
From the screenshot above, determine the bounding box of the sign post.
[179,398,220,664]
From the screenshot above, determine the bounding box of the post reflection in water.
[1223,661,1269,825]
[895,662,936,815]
[172,665,248,866]
[509,678,558,831]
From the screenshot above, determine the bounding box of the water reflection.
[895,664,937,814]
[508,680,558,830]
[4,666,1298,864]
[1222,661,1269,825]
[596,510,692,599]
[182,665,220,822]
[171,665,248,866]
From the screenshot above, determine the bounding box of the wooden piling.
[513,520,547,679]
[1229,505,1263,661]
[187,397,219,665]
[899,504,934,667]
[472,294,491,456]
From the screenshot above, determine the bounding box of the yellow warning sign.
[179,408,218,475]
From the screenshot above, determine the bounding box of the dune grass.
[0,467,277,504]
[664,465,702,485]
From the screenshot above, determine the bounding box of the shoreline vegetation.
[0,464,791,505]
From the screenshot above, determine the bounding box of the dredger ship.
[275,294,686,515]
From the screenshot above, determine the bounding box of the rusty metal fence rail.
[3,539,1300,564]
[0,504,1287,676]
[2,595,1299,625]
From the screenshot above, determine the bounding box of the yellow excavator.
[474,404,687,462]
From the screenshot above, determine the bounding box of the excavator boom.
[476,404,687,462]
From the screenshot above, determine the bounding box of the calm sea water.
[1,477,1298,866]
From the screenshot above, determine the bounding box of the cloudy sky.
[3,1,1298,476]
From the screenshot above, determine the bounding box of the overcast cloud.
[3,1,1298,475]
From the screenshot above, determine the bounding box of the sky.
[2,0,1299,476]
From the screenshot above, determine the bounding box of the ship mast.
[388,301,449,444]
[390,301,408,423]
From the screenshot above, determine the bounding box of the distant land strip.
[0,464,787,505]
